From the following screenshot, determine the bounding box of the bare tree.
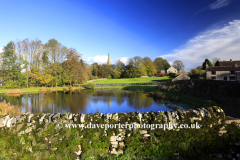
[44,39,68,64]
[172,60,185,73]
[20,38,44,71]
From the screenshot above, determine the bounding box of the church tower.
[107,53,111,65]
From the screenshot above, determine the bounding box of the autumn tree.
[62,48,79,85]
[38,69,53,87]
[27,65,41,87]
[134,56,147,76]
[61,48,88,85]
[98,64,113,78]
[123,59,138,78]
[49,62,63,87]
[143,57,156,76]
[113,60,125,78]
[91,63,99,77]
[78,59,89,83]
[153,57,170,73]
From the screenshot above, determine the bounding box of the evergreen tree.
[202,59,213,70]
[215,60,220,66]
[0,41,26,87]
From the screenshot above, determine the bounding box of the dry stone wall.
[1,106,239,158]
[0,106,225,130]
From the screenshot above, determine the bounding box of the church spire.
[107,53,111,65]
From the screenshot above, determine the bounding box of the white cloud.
[161,19,240,71]
[87,55,108,64]
[193,0,231,17]
[118,57,130,64]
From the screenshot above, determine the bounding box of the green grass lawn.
[90,76,173,84]
[0,87,84,94]
[96,85,159,92]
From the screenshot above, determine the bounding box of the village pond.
[0,90,193,114]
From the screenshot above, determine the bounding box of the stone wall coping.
[0,106,228,129]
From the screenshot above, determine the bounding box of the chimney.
[235,63,238,67]
[206,63,208,69]
[230,59,232,62]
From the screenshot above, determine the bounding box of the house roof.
[219,60,240,67]
[206,67,240,71]
[172,73,190,82]
[178,70,188,75]
[168,66,177,69]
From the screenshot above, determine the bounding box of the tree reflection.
[0,90,157,114]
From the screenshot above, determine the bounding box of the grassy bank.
[0,87,84,94]
[0,77,171,94]
[90,76,173,84]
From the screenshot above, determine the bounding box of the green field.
[96,85,159,92]
[90,76,173,84]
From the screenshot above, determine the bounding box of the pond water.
[0,90,192,114]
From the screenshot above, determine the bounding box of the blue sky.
[0,0,240,71]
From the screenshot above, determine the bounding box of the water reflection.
[0,90,190,114]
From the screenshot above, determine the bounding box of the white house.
[167,66,177,73]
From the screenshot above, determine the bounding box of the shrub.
[154,73,160,76]
[0,100,22,117]
[83,83,95,90]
